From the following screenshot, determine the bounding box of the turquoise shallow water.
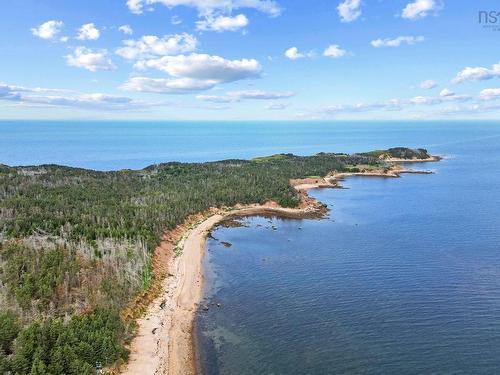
[194,123,500,374]
[2,120,500,373]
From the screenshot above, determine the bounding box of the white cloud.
[126,0,281,17]
[116,33,197,60]
[66,47,116,72]
[31,20,64,40]
[0,83,149,111]
[285,47,301,60]
[480,88,500,101]
[228,90,295,100]
[310,91,492,118]
[436,103,500,116]
[439,88,454,97]
[127,0,144,14]
[284,47,314,60]
[322,100,403,115]
[410,95,441,105]
[402,0,441,20]
[119,25,134,35]
[266,102,289,110]
[196,14,248,32]
[419,79,437,89]
[452,62,500,84]
[410,93,470,105]
[323,45,347,58]
[125,54,261,93]
[122,77,217,93]
[337,0,362,23]
[448,94,472,102]
[135,53,261,83]
[319,99,408,117]
[171,15,182,25]
[77,23,100,40]
[0,84,22,101]
[371,36,424,48]
[196,94,234,103]
[196,90,294,102]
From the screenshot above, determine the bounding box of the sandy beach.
[120,161,437,375]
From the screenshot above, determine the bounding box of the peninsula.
[0,148,439,374]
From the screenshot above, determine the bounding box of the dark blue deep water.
[1,120,500,373]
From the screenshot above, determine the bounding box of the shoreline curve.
[120,159,439,375]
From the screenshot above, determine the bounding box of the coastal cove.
[122,156,439,375]
[196,137,500,374]
[2,120,500,375]
[0,144,437,374]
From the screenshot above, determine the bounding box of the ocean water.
[194,123,500,374]
[0,120,498,170]
[2,120,500,373]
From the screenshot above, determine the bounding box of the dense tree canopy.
[0,148,428,373]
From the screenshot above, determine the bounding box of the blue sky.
[1,0,500,120]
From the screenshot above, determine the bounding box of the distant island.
[0,148,439,375]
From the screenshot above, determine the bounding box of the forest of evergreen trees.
[0,148,429,373]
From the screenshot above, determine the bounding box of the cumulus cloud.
[126,0,281,17]
[371,36,424,48]
[116,33,197,60]
[122,77,217,94]
[401,0,442,20]
[439,88,454,97]
[66,47,116,72]
[284,47,314,60]
[480,88,500,101]
[337,0,362,23]
[452,62,500,84]
[323,45,347,58]
[0,83,149,111]
[119,25,134,35]
[419,79,437,89]
[196,14,248,32]
[124,53,261,94]
[135,53,261,82]
[285,47,301,60]
[127,0,143,14]
[77,23,100,40]
[31,20,64,40]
